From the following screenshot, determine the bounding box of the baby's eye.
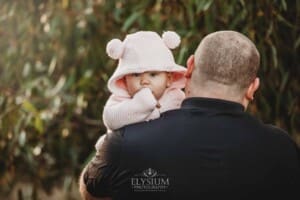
[149,72,158,77]
[131,73,140,77]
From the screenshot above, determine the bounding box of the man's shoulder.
[262,123,294,142]
[263,124,288,135]
[243,113,293,141]
[256,124,300,160]
[103,109,184,143]
[122,109,185,132]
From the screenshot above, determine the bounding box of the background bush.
[0,0,299,199]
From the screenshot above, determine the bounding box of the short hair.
[193,31,260,89]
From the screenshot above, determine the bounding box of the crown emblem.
[143,168,157,177]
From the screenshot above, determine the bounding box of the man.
[79,31,300,199]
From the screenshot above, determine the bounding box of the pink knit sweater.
[103,87,185,131]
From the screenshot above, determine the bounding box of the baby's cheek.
[127,84,138,96]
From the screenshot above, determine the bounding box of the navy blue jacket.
[84,98,300,199]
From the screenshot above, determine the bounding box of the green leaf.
[281,0,287,11]
[294,36,300,49]
[279,72,289,92]
[203,0,214,11]
[22,100,38,114]
[177,46,188,65]
[18,130,26,146]
[270,45,278,69]
[34,116,44,134]
[186,3,195,28]
[121,11,142,32]
[196,0,214,12]
[275,12,294,28]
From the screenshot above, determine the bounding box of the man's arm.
[79,167,111,200]
[79,131,123,199]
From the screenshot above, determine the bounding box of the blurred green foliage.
[0,0,299,199]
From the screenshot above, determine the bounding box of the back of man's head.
[192,31,260,96]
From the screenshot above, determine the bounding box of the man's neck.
[187,88,248,110]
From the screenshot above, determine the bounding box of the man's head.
[185,31,260,109]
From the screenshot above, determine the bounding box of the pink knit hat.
[106,31,186,96]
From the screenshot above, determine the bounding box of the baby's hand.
[134,87,155,100]
[137,87,156,98]
[137,87,152,94]
[140,87,159,99]
[135,87,160,108]
[140,88,160,106]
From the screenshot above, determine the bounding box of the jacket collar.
[181,97,245,112]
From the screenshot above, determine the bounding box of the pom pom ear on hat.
[106,39,125,59]
[162,31,181,49]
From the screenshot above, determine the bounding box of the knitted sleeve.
[103,88,158,130]
[158,88,186,113]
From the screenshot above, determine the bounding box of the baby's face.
[125,71,172,99]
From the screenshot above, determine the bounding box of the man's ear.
[245,77,260,101]
[185,55,195,79]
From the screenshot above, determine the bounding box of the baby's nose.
[140,75,150,85]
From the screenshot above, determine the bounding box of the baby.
[96,31,186,149]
